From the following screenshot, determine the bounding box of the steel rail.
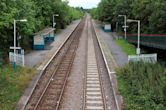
[34,32,80,110]
[24,17,86,110]
[82,17,88,110]
[83,16,108,110]
[91,19,120,110]
[90,19,108,110]
[34,18,85,110]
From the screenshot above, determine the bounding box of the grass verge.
[116,39,136,55]
[0,65,36,110]
[116,62,166,110]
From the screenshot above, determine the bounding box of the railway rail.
[83,17,108,110]
[22,14,119,110]
[82,16,120,110]
[25,16,86,110]
[91,19,120,110]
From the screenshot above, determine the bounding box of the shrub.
[117,62,166,110]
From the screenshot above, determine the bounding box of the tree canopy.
[91,0,166,34]
[0,0,83,53]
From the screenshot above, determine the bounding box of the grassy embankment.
[117,62,166,110]
[0,65,36,110]
[115,39,166,109]
[116,39,136,55]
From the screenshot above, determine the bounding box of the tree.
[91,0,166,34]
[0,0,83,55]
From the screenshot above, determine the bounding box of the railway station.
[0,0,166,110]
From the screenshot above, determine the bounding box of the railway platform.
[93,20,128,69]
[24,20,80,68]
[16,15,123,110]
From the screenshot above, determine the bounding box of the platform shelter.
[101,23,112,32]
[33,28,55,50]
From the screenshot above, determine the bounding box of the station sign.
[10,46,21,50]
[122,25,129,28]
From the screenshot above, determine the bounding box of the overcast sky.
[68,0,101,9]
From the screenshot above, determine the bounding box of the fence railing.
[9,52,25,66]
[128,53,157,63]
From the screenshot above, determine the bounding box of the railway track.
[90,18,120,110]
[83,17,107,110]
[25,16,86,110]
[23,14,119,110]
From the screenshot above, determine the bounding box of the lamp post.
[13,19,27,70]
[127,19,141,55]
[53,14,59,28]
[118,15,127,40]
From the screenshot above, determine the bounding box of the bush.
[117,62,166,110]
[116,39,136,55]
[0,65,36,109]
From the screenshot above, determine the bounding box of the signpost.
[10,19,27,70]
[9,48,25,67]
[128,53,157,63]
[10,47,21,50]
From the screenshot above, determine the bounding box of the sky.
[68,0,101,9]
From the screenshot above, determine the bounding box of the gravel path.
[25,20,80,68]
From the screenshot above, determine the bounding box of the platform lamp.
[118,15,127,40]
[53,14,59,28]
[13,19,27,70]
[127,19,141,55]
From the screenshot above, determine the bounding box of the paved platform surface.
[25,20,80,68]
[93,20,128,70]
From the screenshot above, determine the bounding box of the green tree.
[0,0,83,56]
[91,0,166,34]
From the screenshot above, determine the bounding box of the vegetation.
[92,2,166,109]
[0,0,83,55]
[91,0,166,34]
[0,65,36,109]
[117,62,166,110]
[116,39,136,55]
[0,0,83,109]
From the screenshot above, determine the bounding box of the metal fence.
[9,52,25,66]
[128,53,157,63]
[126,34,166,50]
